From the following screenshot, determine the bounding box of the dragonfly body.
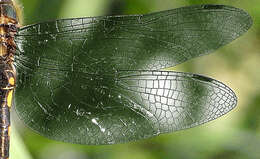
[0,0,18,158]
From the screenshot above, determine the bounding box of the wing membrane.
[15,5,252,71]
[15,69,237,144]
[13,5,248,144]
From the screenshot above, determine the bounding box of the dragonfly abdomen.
[0,63,16,159]
[0,106,10,159]
[0,65,15,159]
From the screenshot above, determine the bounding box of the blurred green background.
[11,0,260,159]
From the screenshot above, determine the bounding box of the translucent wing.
[14,70,237,144]
[15,5,252,71]
[13,5,250,144]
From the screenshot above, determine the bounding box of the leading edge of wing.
[18,4,252,33]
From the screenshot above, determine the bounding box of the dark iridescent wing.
[13,5,251,144]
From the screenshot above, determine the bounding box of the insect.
[0,0,252,158]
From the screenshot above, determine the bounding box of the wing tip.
[203,4,253,33]
[191,72,238,113]
[214,77,238,114]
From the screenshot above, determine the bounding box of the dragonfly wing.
[14,70,236,144]
[15,5,252,71]
[13,4,246,144]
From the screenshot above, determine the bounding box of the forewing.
[15,5,252,71]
